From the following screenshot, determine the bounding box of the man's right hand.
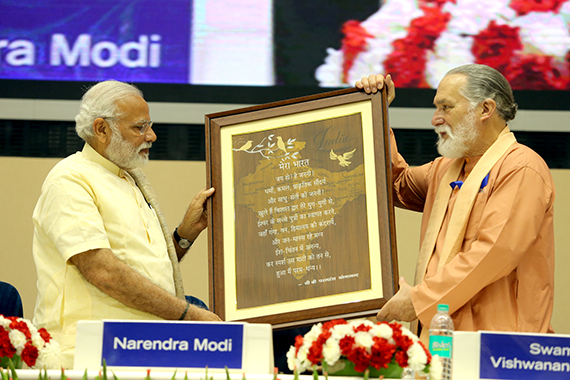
[355,74,396,105]
[186,305,222,322]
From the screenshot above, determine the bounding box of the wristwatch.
[174,228,192,249]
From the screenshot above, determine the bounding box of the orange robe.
[390,130,555,333]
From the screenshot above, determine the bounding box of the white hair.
[446,64,518,122]
[75,80,143,143]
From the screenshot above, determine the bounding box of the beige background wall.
[1,156,568,333]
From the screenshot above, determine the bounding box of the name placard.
[102,321,243,369]
[74,320,273,373]
[480,332,570,379]
[453,331,570,380]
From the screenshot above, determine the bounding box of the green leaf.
[82,369,89,380]
[170,369,177,380]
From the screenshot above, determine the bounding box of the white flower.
[315,0,570,90]
[401,325,419,342]
[371,323,393,340]
[429,355,444,380]
[354,331,374,349]
[512,12,570,57]
[406,342,429,372]
[346,43,391,85]
[8,329,27,354]
[287,345,306,372]
[287,319,438,376]
[443,0,515,35]
[0,315,9,328]
[322,338,342,366]
[426,32,475,88]
[27,322,38,336]
[560,2,570,25]
[31,331,45,349]
[362,0,422,37]
[33,341,61,370]
[316,0,421,86]
[305,323,323,343]
[331,323,353,341]
[345,0,422,85]
[315,48,345,87]
[292,326,322,372]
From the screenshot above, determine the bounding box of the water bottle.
[429,304,454,380]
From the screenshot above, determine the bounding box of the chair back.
[0,281,24,318]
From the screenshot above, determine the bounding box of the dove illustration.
[330,149,356,167]
[235,140,252,151]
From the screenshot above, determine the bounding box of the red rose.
[294,335,304,355]
[38,328,51,344]
[341,20,374,83]
[21,342,39,367]
[510,0,566,16]
[420,0,457,7]
[384,4,450,88]
[384,39,429,88]
[505,54,570,90]
[353,324,372,333]
[9,320,31,339]
[347,346,371,372]
[394,333,414,353]
[307,340,324,365]
[339,335,356,356]
[0,327,16,358]
[370,337,397,369]
[322,319,347,331]
[407,6,451,50]
[472,20,522,70]
[395,350,409,368]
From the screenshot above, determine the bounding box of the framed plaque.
[205,87,398,328]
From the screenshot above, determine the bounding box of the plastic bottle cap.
[437,304,449,313]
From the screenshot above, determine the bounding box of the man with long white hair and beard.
[356,64,555,341]
[32,80,221,369]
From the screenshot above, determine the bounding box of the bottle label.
[429,335,453,358]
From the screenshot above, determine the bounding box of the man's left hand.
[376,277,417,322]
[177,187,215,244]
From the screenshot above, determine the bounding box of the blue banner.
[480,332,570,380]
[0,0,191,83]
[101,321,244,369]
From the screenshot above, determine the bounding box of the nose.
[432,111,444,127]
[144,126,157,142]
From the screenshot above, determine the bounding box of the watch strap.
[173,228,192,249]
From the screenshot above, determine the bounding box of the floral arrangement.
[0,315,60,369]
[286,319,442,379]
[316,0,570,90]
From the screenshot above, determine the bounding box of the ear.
[92,118,112,144]
[480,98,497,122]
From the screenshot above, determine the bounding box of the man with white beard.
[32,80,221,368]
[356,64,555,341]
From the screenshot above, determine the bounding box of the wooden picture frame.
[205,87,398,328]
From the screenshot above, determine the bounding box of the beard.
[106,131,152,170]
[435,110,479,159]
